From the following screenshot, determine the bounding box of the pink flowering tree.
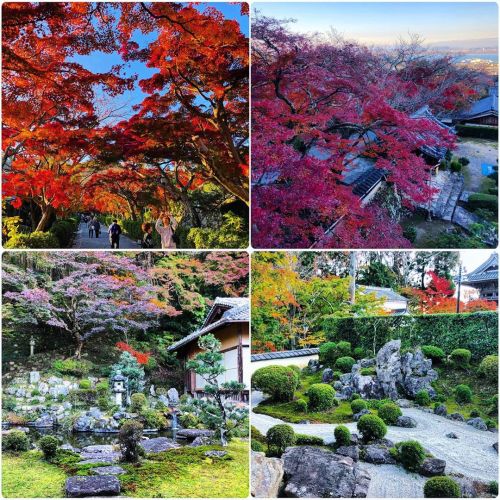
[3,252,179,358]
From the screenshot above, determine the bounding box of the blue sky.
[72,2,248,122]
[253,2,498,46]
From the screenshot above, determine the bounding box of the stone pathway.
[72,223,138,249]
[418,171,464,221]
[251,391,498,483]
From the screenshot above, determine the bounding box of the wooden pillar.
[237,324,243,384]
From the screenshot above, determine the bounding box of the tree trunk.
[74,337,84,359]
[349,252,357,305]
[35,205,55,232]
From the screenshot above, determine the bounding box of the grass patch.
[120,439,249,498]
[254,372,354,424]
[2,451,67,498]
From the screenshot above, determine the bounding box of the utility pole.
[456,264,462,313]
[349,252,357,305]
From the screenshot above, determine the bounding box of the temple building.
[460,253,498,303]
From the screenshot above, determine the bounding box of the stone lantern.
[111,371,128,408]
[29,336,36,357]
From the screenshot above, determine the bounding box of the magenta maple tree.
[251,16,479,248]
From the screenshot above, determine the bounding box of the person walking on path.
[108,219,122,249]
[141,222,154,248]
[93,218,101,238]
[155,210,178,249]
[88,217,95,238]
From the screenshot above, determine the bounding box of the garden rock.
[376,340,402,400]
[177,429,214,439]
[361,445,396,465]
[190,436,213,447]
[336,445,359,462]
[158,395,169,406]
[419,458,446,476]
[434,404,447,417]
[49,385,69,398]
[360,358,375,368]
[307,359,320,373]
[350,434,360,445]
[82,445,114,454]
[38,382,49,395]
[251,451,284,498]
[493,442,498,453]
[167,388,179,406]
[61,444,80,453]
[395,416,417,428]
[90,466,126,476]
[452,475,478,498]
[33,413,55,428]
[140,437,180,453]
[467,417,488,431]
[446,432,458,439]
[73,415,94,432]
[333,381,343,391]
[448,413,465,422]
[400,349,437,398]
[282,446,371,497]
[396,399,411,408]
[322,368,334,384]
[204,450,227,459]
[29,371,40,384]
[88,408,102,419]
[65,475,120,497]
[353,409,371,421]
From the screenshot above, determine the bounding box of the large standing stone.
[308,359,320,373]
[419,458,446,476]
[400,350,437,398]
[376,340,402,400]
[65,476,120,497]
[29,371,40,384]
[322,368,334,384]
[282,446,371,498]
[361,445,397,465]
[167,388,179,406]
[251,451,284,498]
[73,415,95,432]
[140,437,180,453]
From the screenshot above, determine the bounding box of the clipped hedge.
[467,193,498,214]
[456,124,498,140]
[49,217,78,247]
[323,313,497,361]
[4,231,60,249]
[252,365,299,402]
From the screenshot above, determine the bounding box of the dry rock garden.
[251,339,498,498]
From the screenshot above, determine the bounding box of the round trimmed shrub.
[295,434,324,445]
[251,439,264,452]
[2,430,29,452]
[478,355,498,382]
[421,345,445,363]
[415,390,431,406]
[424,476,461,498]
[337,341,352,357]
[79,379,92,390]
[469,409,480,418]
[450,348,472,368]
[397,440,426,471]
[130,393,147,412]
[353,347,365,359]
[350,399,368,414]
[335,356,356,373]
[287,365,301,376]
[38,435,59,460]
[357,414,387,442]
[334,425,351,447]
[266,424,295,456]
[319,342,339,367]
[119,420,144,462]
[252,365,299,402]
[454,384,472,404]
[360,367,376,376]
[308,383,336,411]
[350,393,361,401]
[295,399,308,412]
[378,402,402,425]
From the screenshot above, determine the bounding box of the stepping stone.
[204,450,228,459]
[176,429,214,439]
[65,475,120,497]
[140,437,180,454]
[90,466,126,476]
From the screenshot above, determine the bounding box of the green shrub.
[251,425,266,444]
[179,413,199,429]
[450,348,472,367]
[130,393,147,412]
[252,365,299,402]
[449,159,462,172]
[140,409,167,430]
[2,431,29,452]
[488,481,498,495]
[334,425,351,446]
[403,225,417,243]
[4,231,60,249]
[97,395,111,411]
[3,397,16,412]
[456,124,499,141]
[119,420,144,462]
[52,359,92,377]
[424,476,461,498]
[68,388,98,407]
[478,355,498,382]
[251,439,265,452]
[351,399,368,414]
[336,341,352,357]
[31,389,41,397]
[467,193,498,214]
[415,390,431,406]
[308,384,336,411]
[454,384,472,404]
[485,419,497,429]
[378,402,402,425]
[357,414,387,442]
[319,342,339,367]
[335,356,356,373]
[79,380,92,390]
[287,365,301,375]
[367,398,392,410]
[295,399,308,412]
[360,367,376,376]
[421,345,446,363]
[96,381,109,395]
[350,393,361,401]
[469,409,480,418]
[50,218,78,247]
[396,440,426,471]
[38,435,59,460]
[266,424,295,456]
[353,347,366,359]
[295,434,324,445]
[458,157,470,166]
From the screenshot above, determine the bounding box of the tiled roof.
[456,87,498,120]
[462,253,498,284]
[168,297,249,351]
[358,285,408,302]
[251,348,319,362]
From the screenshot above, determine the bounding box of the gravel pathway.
[251,391,498,483]
[72,223,138,249]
